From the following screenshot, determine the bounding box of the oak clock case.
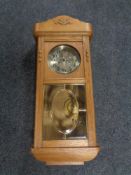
[32,16,100,165]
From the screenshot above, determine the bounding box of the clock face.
[48,45,81,74]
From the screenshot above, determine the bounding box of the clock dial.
[48,45,81,74]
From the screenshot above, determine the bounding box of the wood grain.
[32,147,100,165]
[43,140,88,147]
[34,15,93,37]
[32,15,100,165]
[82,36,97,146]
[34,37,44,147]
[46,162,84,165]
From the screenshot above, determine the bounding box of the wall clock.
[31,15,100,165]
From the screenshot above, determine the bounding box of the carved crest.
[34,15,93,37]
[53,16,72,25]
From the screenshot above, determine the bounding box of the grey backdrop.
[0,0,131,175]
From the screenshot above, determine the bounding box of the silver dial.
[48,45,80,74]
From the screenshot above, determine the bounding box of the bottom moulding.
[31,147,100,165]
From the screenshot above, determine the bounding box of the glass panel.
[43,84,87,140]
[51,89,79,135]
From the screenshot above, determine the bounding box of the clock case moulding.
[31,15,100,165]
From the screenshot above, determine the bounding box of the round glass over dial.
[48,45,81,74]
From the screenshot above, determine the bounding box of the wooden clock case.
[31,15,100,165]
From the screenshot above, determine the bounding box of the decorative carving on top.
[53,16,72,25]
[34,16,93,37]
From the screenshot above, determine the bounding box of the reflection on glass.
[43,84,87,140]
[51,89,79,135]
[48,45,81,74]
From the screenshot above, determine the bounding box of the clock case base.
[32,147,100,165]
